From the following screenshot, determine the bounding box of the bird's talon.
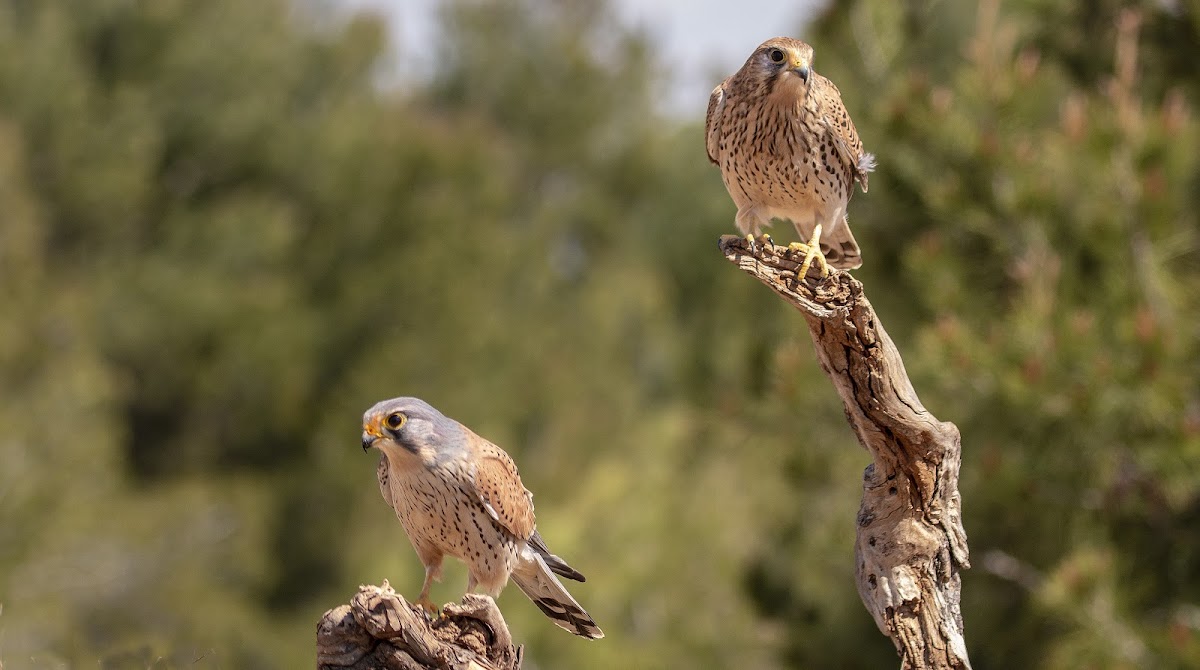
[794,223,830,281]
[414,596,439,618]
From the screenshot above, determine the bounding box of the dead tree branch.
[317,581,522,670]
[720,235,972,670]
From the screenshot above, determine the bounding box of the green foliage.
[0,0,1196,668]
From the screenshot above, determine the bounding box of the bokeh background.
[1,0,1198,667]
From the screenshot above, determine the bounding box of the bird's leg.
[414,564,440,616]
[792,223,830,279]
[738,211,773,248]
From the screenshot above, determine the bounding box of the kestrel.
[706,37,874,279]
[361,397,603,639]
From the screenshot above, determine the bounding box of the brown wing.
[705,80,729,164]
[469,437,536,541]
[813,73,874,192]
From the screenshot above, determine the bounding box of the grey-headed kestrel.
[706,37,875,279]
[362,397,603,639]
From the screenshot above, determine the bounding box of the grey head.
[361,396,468,463]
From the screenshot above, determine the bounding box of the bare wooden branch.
[317,581,522,670]
[720,235,972,670]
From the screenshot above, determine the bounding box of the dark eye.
[767,48,786,64]
[385,412,406,430]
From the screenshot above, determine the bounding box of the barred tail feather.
[821,217,863,270]
[512,552,603,640]
[528,529,586,582]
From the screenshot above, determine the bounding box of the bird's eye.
[767,48,786,64]
[385,412,407,430]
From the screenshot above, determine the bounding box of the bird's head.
[745,37,814,89]
[361,397,465,465]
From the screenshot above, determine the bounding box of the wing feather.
[814,74,874,192]
[705,81,728,164]
[470,437,536,541]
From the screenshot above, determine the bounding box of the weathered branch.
[720,235,972,670]
[317,581,522,670]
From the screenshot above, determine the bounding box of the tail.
[512,547,604,639]
[528,530,586,582]
[821,217,863,270]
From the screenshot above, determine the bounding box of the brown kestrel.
[362,397,603,639]
[706,37,874,279]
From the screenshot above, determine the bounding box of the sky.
[331,0,824,113]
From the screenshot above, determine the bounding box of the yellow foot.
[795,224,830,279]
[745,233,777,250]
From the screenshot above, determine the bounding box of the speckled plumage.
[362,397,602,640]
[706,37,874,271]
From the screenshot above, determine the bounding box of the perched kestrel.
[706,37,874,279]
[362,397,603,639]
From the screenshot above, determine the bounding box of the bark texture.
[720,235,972,670]
[317,581,522,670]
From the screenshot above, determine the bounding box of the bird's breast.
[717,97,850,214]
[388,463,521,569]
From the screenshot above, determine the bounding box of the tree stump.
[720,235,972,670]
[317,581,522,670]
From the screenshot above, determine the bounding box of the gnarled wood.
[317,581,522,670]
[720,235,972,670]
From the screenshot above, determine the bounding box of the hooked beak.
[362,422,382,452]
[791,59,810,83]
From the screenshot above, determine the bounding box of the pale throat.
[767,73,810,110]
[379,442,435,473]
